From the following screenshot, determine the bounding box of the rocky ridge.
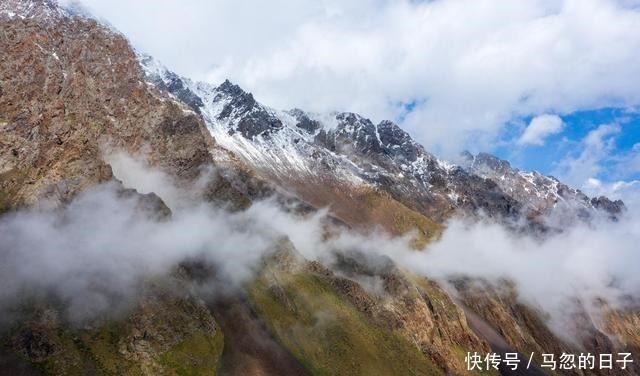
[1,1,638,376]
[139,55,625,232]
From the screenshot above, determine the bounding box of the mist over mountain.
[1,1,639,376]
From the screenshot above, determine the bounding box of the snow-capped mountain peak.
[138,54,625,229]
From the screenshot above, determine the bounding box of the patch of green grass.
[248,270,444,376]
[76,321,142,375]
[13,323,133,376]
[36,328,87,376]
[359,190,441,249]
[159,330,224,376]
[392,210,440,249]
[3,311,223,376]
[0,189,11,215]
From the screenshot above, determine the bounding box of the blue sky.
[494,107,640,183]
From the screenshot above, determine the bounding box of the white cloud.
[65,0,640,157]
[386,214,640,339]
[517,114,564,145]
[553,123,621,186]
[618,143,640,174]
[299,202,640,340]
[0,153,327,321]
[2,152,640,341]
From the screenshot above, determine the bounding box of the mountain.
[140,54,625,233]
[0,0,267,214]
[0,1,638,376]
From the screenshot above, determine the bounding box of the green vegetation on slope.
[2,285,225,376]
[3,317,224,376]
[159,331,224,376]
[247,269,444,376]
[360,189,442,249]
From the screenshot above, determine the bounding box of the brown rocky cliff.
[0,0,258,212]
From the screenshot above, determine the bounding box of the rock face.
[0,0,258,212]
[1,1,639,376]
[0,1,255,374]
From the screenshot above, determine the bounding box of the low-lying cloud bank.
[0,183,273,321]
[1,153,639,339]
[0,152,330,323]
[392,217,640,336]
[280,199,640,340]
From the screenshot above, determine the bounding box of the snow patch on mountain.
[137,53,626,225]
[1,0,67,20]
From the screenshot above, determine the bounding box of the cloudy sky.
[66,0,640,203]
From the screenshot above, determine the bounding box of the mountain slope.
[0,0,265,213]
[0,1,261,375]
[1,2,638,376]
[139,55,625,235]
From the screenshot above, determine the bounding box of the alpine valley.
[0,1,638,376]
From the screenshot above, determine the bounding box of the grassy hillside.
[247,269,444,376]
